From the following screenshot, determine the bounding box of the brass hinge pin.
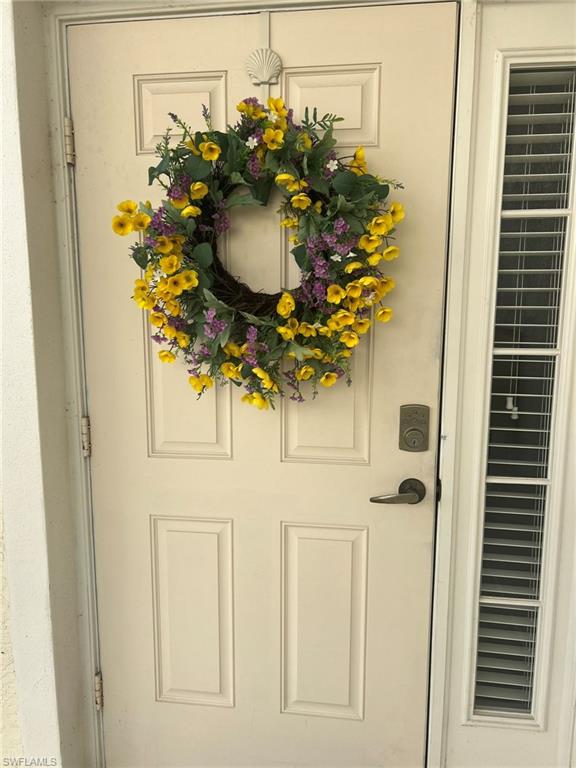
[81,415,91,458]
[94,671,103,712]
[64,115,76,166]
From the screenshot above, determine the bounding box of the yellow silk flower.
[190,182,209,200]
[276,292,295,318]
[189,374,213,393]
[199,141,221,161]
[263,128,284,150]
[320,372,338,387]
[326,285,347,304]
[112,214,133,236]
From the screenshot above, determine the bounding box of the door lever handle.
[370,478,426,505]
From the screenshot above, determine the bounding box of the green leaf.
[287,342,311,362]
[223,135,240,174]
[218,324,232,347]
[313,127,337,159]
[203,289,231,314]
[308,175,330,196]
[212,131,229,153]
[252,176,274,205]
[225,187,262,209]
[172,146,190,159]
[342,214,365,234]
[264,151,280,173]
[185,218,197,238]
[229,171,245,185]
[240,311,265,326]
[132,247,149,270]
[333,171,360,198]
[184,154,212,180]
[197,270,213,291]
[374,183,390,200]
[193,242,213,268]
[147,155,170,185]
[266,344,286,361]
[162,201,184,223]
[291,243,309,271]
[240,311,277,327]
[334,194,354,214]
[281,161,300,179]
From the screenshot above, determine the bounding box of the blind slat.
[473,64,575,719]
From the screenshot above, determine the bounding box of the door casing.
[23,0,473,764]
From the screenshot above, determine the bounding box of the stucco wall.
[1,511,23,758]
[2,0,61,757]
[3,0,103,763]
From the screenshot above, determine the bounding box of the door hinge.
[81,415,92,458]
[94,671,104,712]
[436,477,442,503]
[64,115,76,166]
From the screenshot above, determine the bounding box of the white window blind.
[473,66,575,717]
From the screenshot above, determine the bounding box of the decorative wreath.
[112,98,404,410]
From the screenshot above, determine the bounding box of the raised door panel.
[281,523,368,719]
[151,516,234,706]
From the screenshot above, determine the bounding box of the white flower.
[246,136,259,149]
[330,253,342,262]
[326,158,339,172]
[344,251,356,260]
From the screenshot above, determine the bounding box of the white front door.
[69,4,457,765]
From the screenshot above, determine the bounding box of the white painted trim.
[427,1,479,764]
[430,4,576,758]
[558,510,576,767]
[460,46,576,731]
[458,42,515,731]
[42,7,107,766]
[47,0,454,23]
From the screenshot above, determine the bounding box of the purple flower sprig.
[334,217,350,235]
[212,202,231,235]
[167,175,192,202]
[203,307,228,340]
[243,325,260,367]
[148,207,178,237]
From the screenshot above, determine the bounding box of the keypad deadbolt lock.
[399,404,430,452]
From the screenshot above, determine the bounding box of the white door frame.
[6,0,477,764]
[429,5,576,766]
[426,1,478,763]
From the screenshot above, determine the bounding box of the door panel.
[69,4,457,765]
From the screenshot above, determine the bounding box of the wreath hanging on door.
[112,98,404,409]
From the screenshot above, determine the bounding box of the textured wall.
[1,510,23,757]
[3,0,99,763]
[2,0,63,760]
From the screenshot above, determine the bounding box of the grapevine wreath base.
[112,98,405,410]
